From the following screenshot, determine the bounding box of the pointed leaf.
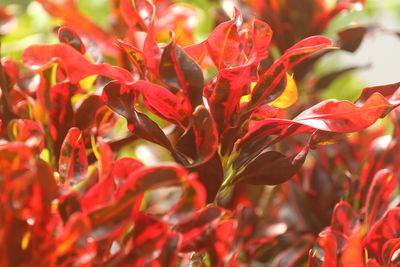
[58,26,86,54]
[236,148,308,185]
[191,106,218,166]
[175,206,224,252]
[88,165,189,237]
[119,0,154,31]
[101,81,173,150]
[248,36,334,110]
[365,169,397,227]
[338,25,368,53]
[59,127,88,188]
[206,8,242,69]
[22,43,133,83]
[330,201,359,236]
[159,41,204,109]
[133,80,188,127]
[363,208,400,261]
[208,64,251,131]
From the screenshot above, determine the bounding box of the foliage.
[0,0,399,266]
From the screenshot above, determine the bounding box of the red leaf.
[184,40,210,67]
[159,41,204,109]
[191,106,219,166]
[363,208,400,261]
[206,8,242,69]
[187,152,223,203]
[22,43,133,83]
[340,227,366,267]
[75,95,104,131]
[58,26,86,54]
[153,232,182,267]
[240,82,400,148]
[133,80,188,127]
[165,173,206,222]
[274,235,315,267]
[8,119,45,150]
[248,36,334,110]
[116,40,146,78]
[143,22,162,77]
[382,238,400,266]
[101,81,173,151]
[81,174,115,213]
[247,18,273,62]
[59,127,88,188]
[208,220,236,267]
[365,169,397,227]
[236,148,308,185]
[58,191,82,223]
[330,201,359,237]
[122,213,168,266]
[55,213,91,257]
[175,206,224,252]
[36,0,118,55]
[208,64,251,132]
[88,165,189,237]
[112,157,145,183]
[119,0,154,31]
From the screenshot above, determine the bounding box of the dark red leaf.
[22,43,133,83]
[236,148,308,185]
[187,152,223,203]
[338,25,368,52]
[75,95,104,131]
[273,235,315,267]
[122,213,168,266]
[159,41,204,109]
[247,36,334,110]
[101,81,174,151]
[382,238,400,266]
[363,208,400,261]
[249,19,273,61]
[153,232,182,267]
[330,201,359,237]
[88,165,189,237]
[208,219,236,267]
[58,191,82,223]
[208,64,251,132]
[174,206,224,252]
[206,8,242,69]
[58,127,88,188]
[191,106,218,166]
[58,26,86,54]
[365,169,397,227]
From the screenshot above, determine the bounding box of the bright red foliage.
[0,0,399,266]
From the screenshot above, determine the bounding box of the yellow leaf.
[269,73,298,109]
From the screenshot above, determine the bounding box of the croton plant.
[0,0,399,266]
